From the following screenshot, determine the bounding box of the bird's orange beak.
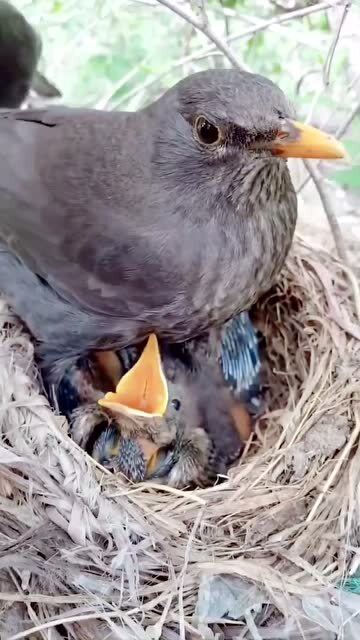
[262,119,348,160]
[98,334,168,418]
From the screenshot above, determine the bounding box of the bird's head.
[0,0,42,108]
[146,69,346,201]
[95,334,177,482]
[98,334,169,420]
[94,337,215,486]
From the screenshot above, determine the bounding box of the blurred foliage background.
[13,0,360,194]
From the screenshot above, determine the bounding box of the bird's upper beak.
[257,119,348,160]
[98,334,169,418]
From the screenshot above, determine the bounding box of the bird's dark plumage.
[0,1,41,108]
[0,69,297,381]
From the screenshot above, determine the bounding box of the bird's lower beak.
[98,334,169,418]
[264,119,348,160]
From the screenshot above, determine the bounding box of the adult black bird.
[0,1,60,108]
[0,69,345,392]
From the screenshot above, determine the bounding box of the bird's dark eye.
[171,398,181,411]
[195,116,221,145]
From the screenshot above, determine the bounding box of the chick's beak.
[266,119,348,160]
[98,334,169,418]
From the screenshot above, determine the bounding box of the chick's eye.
[171,399,181,411]
[195,116,221,145]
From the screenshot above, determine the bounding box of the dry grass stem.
[0,238,359,637]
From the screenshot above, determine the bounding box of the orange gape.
[230,402,253,442]
[98,334,169,418]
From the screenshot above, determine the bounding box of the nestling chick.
[52,311,264,487]
[50,336,178,482]
[116,312,267,485]
[144,348,242,487]
[68,358,228,488]
[52,339,215,487]
[143,311,267,486]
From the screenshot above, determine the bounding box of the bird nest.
[1,237,360,639]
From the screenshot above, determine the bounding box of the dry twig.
[303,160,349,266]
[323,1,352,86]
[155,0,247,70]
[154,0,345,71]
[120,0,347,110]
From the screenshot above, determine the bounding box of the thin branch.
[137,0,344,72]
[323,1,351,86]
[121,0,345,109]
[334,100,360,139]
[220,0,231,38]
[301,162,360,329]
[303,160,349,265]
[214,8,328,51]
[297,97,360,193]
[95,63,143,110]
[151,0,345,78]
[178,0,345,63]
[225,0,346,46]
[295,69,322,95]
[244,20,324,51]
[155,0,248,71]
[301,3,350,125]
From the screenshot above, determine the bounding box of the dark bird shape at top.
[0,69,346,383]
[0,1,61,108]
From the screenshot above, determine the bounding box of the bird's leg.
[186,326,222,366]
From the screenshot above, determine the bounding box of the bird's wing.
[220,311,266,414]
[0,107,166,317]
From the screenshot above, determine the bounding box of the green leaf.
[317,13,330,32]
[247,32,265,53]
[221,0,238,7]
[341,140,360,160]
[272,62,282,74]
[332,166,360,190]
[52,1,63,13]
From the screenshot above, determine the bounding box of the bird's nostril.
[171,399,181,411]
